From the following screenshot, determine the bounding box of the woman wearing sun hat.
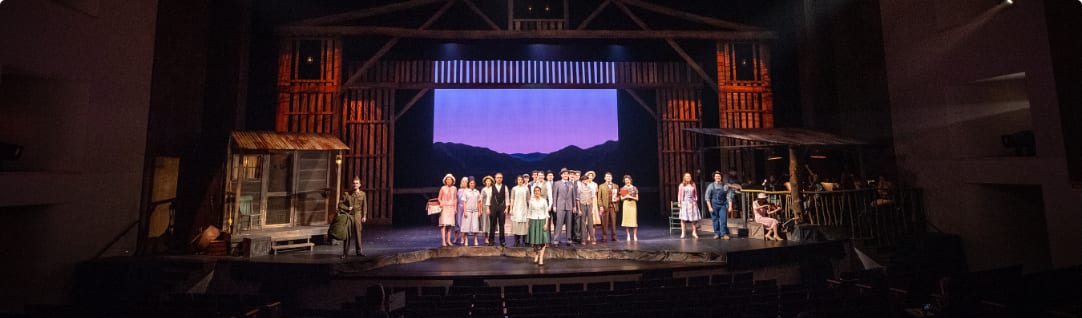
[438,173,459,246]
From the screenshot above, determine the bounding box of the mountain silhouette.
[509,152,547,162]
[429,141,619,180]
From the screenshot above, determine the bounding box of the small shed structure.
[224,131,349,235]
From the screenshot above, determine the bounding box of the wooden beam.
[343,38,400,87]
[394,88,432,121]
[577,0,612,30]
[612,1,719,92]
[610,0,650,30]
[623,88,658,121]
[290,0,449,26]
[462,0,502,30]
[343,0,457,87]
[619,0,763,31]
[277,26,776,40]
[665,39,719,92]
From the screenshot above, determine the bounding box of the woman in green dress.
[526,186,551,265]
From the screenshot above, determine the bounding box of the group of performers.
[436,168,641,265]
[337,169,784,260]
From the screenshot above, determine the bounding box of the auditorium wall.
[0,0,159,311]
[878,0,1082,271]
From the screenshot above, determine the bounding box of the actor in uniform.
[339,177,368,256]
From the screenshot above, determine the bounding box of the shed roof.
[231,131,349,151]
[684,128,867,147]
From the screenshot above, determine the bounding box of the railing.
[733,188,925,247]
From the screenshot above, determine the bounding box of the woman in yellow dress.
[620,174,640,241]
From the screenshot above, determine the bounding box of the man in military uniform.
[339,177,368,256]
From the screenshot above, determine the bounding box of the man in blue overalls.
[704,171,731,240]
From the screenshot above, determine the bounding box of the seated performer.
[752,193,783,240]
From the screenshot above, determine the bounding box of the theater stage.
[203,223,847,277]
[76,224,849,312]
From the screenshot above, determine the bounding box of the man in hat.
[550,168,578,246]
[578,170,598,244]
[339,176,369,255]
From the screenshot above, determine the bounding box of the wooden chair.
[668,201,681,236]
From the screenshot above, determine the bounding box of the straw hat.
[585,170,596,178]
[757,193,768,199]
[443,173,455,183]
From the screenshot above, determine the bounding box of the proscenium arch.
[273,1,775,224]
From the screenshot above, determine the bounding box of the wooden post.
[788,146,803,223]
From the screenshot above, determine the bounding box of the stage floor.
[214,223,846,279]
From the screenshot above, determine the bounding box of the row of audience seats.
[11,293,282,318]
[828,265,1082,317]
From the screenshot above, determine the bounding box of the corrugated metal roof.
[684,128,867,146]
[231,131,350,151]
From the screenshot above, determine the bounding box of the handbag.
[426,199,442,215]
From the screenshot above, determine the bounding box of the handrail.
[733,188,925,247]
[97,198,174,260]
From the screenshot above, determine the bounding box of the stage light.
[1004,0,1013,5]
[809,150,827,159]
[335,154,342,165]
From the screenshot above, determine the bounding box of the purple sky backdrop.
[434,89,619,154]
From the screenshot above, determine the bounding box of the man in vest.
[488,172,511,246]
[704,171,731,240]
[339,176,369,255]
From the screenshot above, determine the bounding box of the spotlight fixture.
[305,56,315,64]
[1004,0,1013,4]
[545,3,551,11]
[527,5,533,11]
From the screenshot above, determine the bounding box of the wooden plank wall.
[716,41,773,181]
[276,37,341,134]
[341,88,394,224]
[657,88,702,213]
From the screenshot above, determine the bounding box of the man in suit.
[597,172,619,242]
[570,170,583,243]
[550,168,578,247]
[488,173,511,246]
[339,177,369,256]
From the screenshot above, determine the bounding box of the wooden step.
[269,234,314,254]
[271,242,314,254]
